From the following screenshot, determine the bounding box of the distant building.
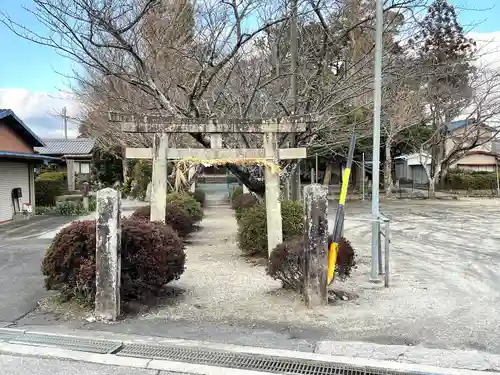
[394,152,432,185]
[445,120,499,172]
[35,138,96,191]
[395,120,500,185]
[0,109,56,222]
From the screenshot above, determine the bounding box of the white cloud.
[0,88,81,139]
[469,31,500,70]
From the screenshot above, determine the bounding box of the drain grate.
[0,329,23,342]
[9,333,122,354]
[118,344,425,375]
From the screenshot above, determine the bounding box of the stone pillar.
[264,131,283,256]
[151,133,169,222]
[66,159,76,191]
[303,184,329,308]
[95,188,121,321]
[83,196,89,211]
[145,182,152,203]
[290,162,301,201]
[210,133,223,149]
[82,182,90,211]
[188,166,196,193]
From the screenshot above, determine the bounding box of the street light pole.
[289,0,301,201]
[370,0,383,282]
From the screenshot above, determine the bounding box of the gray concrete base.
[315,340,500,372]
[0,326,495,375]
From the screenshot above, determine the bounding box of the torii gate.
[109,113,311,255]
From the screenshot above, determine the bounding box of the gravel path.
[144,199,500,354]
[148,205,313,324]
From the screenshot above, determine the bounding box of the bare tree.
[417,66,500,197]
[1,0,425,195]
[382,79,425,197]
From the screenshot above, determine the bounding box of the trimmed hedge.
[445,170,497,190]
[42,218,186,305]
[232,193,259,222]
[55,201,86,216]
[190,188,206,207]
[38,171,67,181]
[231,192,257,210]
[129,160,152,200]
[237,200,303,256]
[132,203,194,238]
[166,192,203,223]
[231,186,243,201]
[35,180,65,206]
[267,236,356,290]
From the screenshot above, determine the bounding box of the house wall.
[411,165,430,184]
[446,137,493,155]
[395,160,430,185]
[0,161,31,222]
[395,160,411,181]
[0,121,34,154]
[451,153,497,172]
[446,125,494,156]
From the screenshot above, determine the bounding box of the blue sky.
[0,0,499,137]
[0,1,74,93]
[450,0,500,33]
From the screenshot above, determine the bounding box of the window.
[74,161,90,174]
[80,162,90,174]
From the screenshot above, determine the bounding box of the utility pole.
[370,0,383,282]
[62,107,68,140]
[289,0,301,201]
[496,159,500,197]
[362,152,365,200]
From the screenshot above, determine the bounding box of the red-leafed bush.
[131,205,150,220]
[267,237,356,290]
[41,217,186,305]
[42,220,97,300]
[131,203,194,238]
[120,218,185,300]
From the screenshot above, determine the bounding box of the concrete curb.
[315,340,500,373]
[0,326,496,375]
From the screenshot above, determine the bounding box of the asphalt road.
[0,216,73,240]
[0,216,76,323]
[0,239,54,323]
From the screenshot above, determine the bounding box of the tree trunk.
[428,163,441,199]
[384,139,392,198]
[122,157,128,182]
[428,177,436,199]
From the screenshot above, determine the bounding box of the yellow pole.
[327,134,356,284]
